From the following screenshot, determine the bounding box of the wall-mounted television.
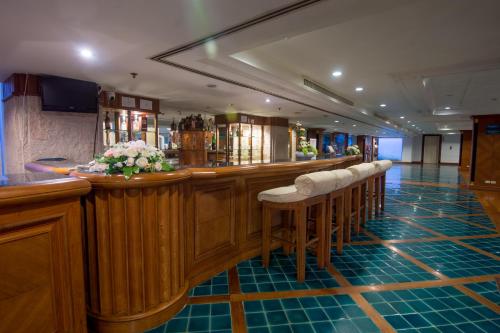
[40,75,98,113]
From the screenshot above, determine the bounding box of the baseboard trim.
[393,161,422,164]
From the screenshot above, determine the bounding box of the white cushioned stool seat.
[329,169,354,190]
[295,171,338,196]
[372,160,392,173]
[347,163,376,182]
[258,185,309,203]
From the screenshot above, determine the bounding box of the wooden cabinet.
[0,177,90,333]
[179,131,209,166]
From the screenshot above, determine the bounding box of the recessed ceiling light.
[332,71,343,77]
[380,104,386,108]
[79,48,94,59]
[444,106,451,110]
[399,116,405,119]
[407,120,411,123]
[412,124,416,127]
[265,98,271,103]
[334,120,339,123]
[352,124,357,127]
[355,87,364,92]
[385,121,391,124]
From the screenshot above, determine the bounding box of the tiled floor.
[147,164,500,333]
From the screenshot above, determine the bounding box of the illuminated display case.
[100,91,159,150]
[215,113,275,165]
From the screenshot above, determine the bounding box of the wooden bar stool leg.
[353,186,361,235]
[375,177,381,215]
[368,177,374,220]
[381,174,386,211]
[262,204,272,268]
[361,182,367,227]
[336,195,344,255]
[282,210,292,255]
[315,201,326,269]
[324,196,333,266]
[344,188,352,243]
[296,206,307,283]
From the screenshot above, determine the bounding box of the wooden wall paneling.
[459,130,472,170]
[471,115,500,189]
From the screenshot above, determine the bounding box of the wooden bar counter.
[0,173,91,333]
[72,156,361,333]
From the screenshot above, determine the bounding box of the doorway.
[422,135,441,164]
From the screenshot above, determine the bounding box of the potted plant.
[345,144,361,156]
[89,140,174,179]
[294,121,318,160]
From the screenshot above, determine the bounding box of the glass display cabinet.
[100,91,159,150]
[215,113,273,165]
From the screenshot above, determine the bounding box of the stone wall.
[4,96,102,174]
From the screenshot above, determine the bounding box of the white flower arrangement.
[345,144,361,156]
[89,140,174,179]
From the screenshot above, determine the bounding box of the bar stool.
[370,160,392,216]
[324,169,354,264]
[344,163,376,242]
[259,171,337,282]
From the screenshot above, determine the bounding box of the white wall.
[440,134,461,164]
[402,137,413,162]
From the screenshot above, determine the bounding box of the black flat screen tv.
[40,75,98,113]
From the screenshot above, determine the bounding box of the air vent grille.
[303,78,353,106]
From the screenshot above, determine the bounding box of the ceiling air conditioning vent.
[303,77,354,106]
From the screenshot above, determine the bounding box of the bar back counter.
[0,156,360,333]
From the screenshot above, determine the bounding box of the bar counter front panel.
[72,156,361,333]
[0,157,357,333]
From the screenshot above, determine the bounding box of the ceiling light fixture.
[355,87,364,92]
[400,116,405,119]
[332,71,343,77]
[334,120,339,123]
[444,106,451,110]
[379,104,386,108]
[385,121,390,124]
[79,48,94,59]
[353,124,357,127]
[407,120,411,123]
[265,98,271,103]
[412,124,416,127]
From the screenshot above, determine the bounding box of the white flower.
[155,162,162,171]
[112,148,124,158]
[135,156,149,168]
[90,162,108,173]
[126,157,135,166]
[115,162,123,168]
[125,148,138,158]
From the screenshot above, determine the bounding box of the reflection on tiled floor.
[452,215,496,229]
[383,204,436,217]
[464,281,500,305]
[408,217,496,237]
[363,286,500,332]
[147,165,500,333]
[237,250,340,293]
[395,241,500,278]
[415,203,483,216]
[244,295,380,333]
[331,244,438,285]
[460,237,500,256]
[365,217,434,240]
[189,271,229,297]
[148,302,232,333]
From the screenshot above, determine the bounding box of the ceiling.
[1,0,500,137]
